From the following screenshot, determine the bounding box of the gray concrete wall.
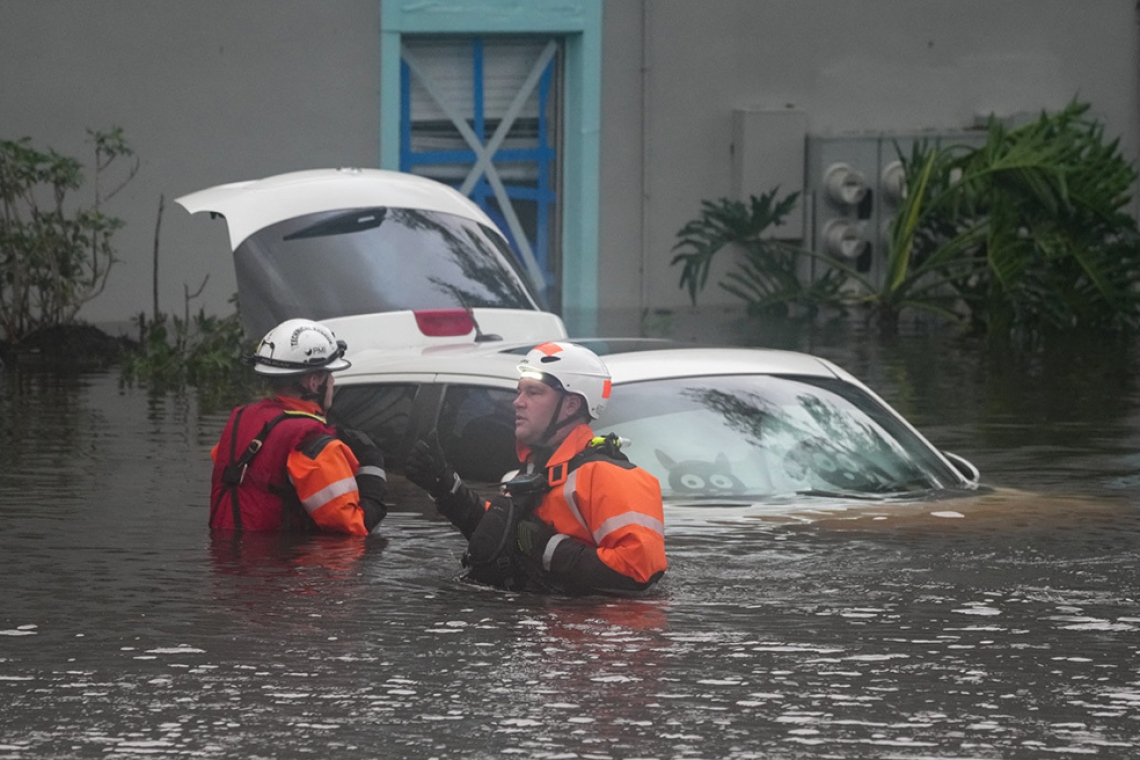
[3,0,1138,338]
[596,0,1140,337]
[1,0,382,329]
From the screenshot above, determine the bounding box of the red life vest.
[210,397,334,531]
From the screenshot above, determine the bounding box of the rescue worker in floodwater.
[405,341,667,595]
[210,318,387,535]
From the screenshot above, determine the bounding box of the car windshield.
[600,374,960,501]
[233,207,540,338]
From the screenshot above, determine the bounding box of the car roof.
[175,167,497,249]
[337,342,851,387]
[605,347,848,384]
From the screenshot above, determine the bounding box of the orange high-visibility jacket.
[522,424,667,585]
[210,396,370,535]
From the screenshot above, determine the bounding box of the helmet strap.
[534,392,584,448]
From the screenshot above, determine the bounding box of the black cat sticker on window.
[655,450,744,495]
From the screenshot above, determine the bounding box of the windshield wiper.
[284,207,387,240]
[666,496,758,507]
[794,488,892,501]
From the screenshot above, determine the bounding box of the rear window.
[234,207,540,338]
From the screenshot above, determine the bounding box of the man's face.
[513,377,567,446]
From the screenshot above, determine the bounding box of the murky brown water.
[2,327,1138,759]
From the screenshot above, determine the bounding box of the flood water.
[2,326,1139,759]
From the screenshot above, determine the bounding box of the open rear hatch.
[176,168,566,351]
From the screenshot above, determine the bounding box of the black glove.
[405,429,459,500]
[516,515,558,563]
[356,473,388,532]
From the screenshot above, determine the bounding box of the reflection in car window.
[436,385,518,484]
[600,375,960,500]
[233,207,539,338]
[329,384,419,472]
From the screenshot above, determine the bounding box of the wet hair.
[267,377,299,396]
[267,373,318,398]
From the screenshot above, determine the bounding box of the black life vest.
[462,434,628,590]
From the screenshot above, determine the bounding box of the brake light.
[413,309,474,337]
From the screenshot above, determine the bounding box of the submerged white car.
[331,339,980,508]
[178,169,981,516]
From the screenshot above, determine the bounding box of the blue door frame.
[399,37,559,304]
[380,0,601,336]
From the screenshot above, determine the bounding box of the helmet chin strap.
[534,392,583,448]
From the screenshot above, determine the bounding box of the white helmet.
[518,341,611,420]
[249,319,351,376]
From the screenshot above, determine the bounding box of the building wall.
[0,0,383,328]
[596,0,1140,336]
[2,0,1138,337]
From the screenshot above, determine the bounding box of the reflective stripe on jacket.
[209,396,369,535]
[524,424,667,585]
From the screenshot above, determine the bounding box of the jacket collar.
[272,394,327,421]
[516,423,594,471]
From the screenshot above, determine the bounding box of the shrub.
[0,128,137,343]
[939,102,1140,336]
[119,302,263,411]
[671,189,848,318]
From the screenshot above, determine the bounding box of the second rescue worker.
[406,341,667,595]
[210,319,387,535]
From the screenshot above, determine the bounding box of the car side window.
[329,384,418,471]
[436,385,517,484]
